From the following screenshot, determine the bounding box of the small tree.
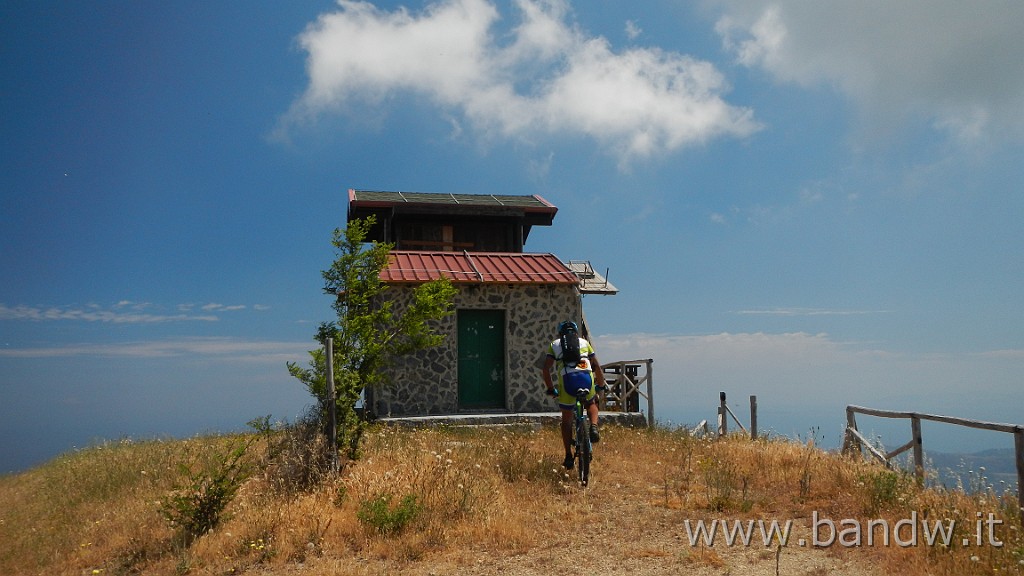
[288,216,457,459]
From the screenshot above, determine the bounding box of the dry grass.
[1,424,1021,575]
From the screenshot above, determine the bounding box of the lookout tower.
[347,189,619,417]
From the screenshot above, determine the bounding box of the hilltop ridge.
[1,424,1020,575]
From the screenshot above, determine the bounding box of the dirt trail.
[257,471,887,576]
[443,481,885,576]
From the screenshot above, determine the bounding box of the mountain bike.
[551,387,594,486]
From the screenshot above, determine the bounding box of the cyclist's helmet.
[557,320,578,335]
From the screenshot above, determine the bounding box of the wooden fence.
[842,404,1024,522]
[716,391,759,440]
[687,392,760,439]
[600,359,654,427]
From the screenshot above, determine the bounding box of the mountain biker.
[542,320,608,470]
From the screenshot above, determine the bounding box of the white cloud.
[732,307,886,317]
[625,19,642,40]
[526,151,554,181]
[281,0,760,165]
[977,349,1024,360]
[1,302,259,323]
[591,331,1024,439]
[0,337,311,362]
[201,303,247,312]
[714,1,1024,144]
[595,331,851,370]
[0,304,217,324]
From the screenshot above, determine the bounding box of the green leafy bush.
[356,493,421,535]
[159,435,255,545]
[860,469,912,515]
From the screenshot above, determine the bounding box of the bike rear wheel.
[577,419,592,486]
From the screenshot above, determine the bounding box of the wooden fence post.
[842,407,860,456]
[645,359,654,427]
[718,392,727,436]
[1015,429,1024,526]
[750,395,758,440]
[911,415,924,485]
[326,338,338,473]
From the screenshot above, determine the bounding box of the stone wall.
[366,283,581,417]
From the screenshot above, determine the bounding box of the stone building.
[347,189,616,418]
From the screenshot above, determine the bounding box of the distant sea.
[917,448,1019,495]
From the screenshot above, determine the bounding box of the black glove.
[546,387,558,397]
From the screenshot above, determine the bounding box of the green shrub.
[356,493,421,535]
[260,411,334,496]
[860,469,912,515]
[159,435,255,545]
[701,457,739,512]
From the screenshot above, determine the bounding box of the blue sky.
[3,1,1023,472]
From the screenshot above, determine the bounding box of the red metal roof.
[380,251,578,285]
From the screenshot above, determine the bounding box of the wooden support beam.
[847,405,1019,433]
[884,438,917,461]
[724,402,748,435]
[845,426,891,468]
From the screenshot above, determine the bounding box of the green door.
[457,309,506,410]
